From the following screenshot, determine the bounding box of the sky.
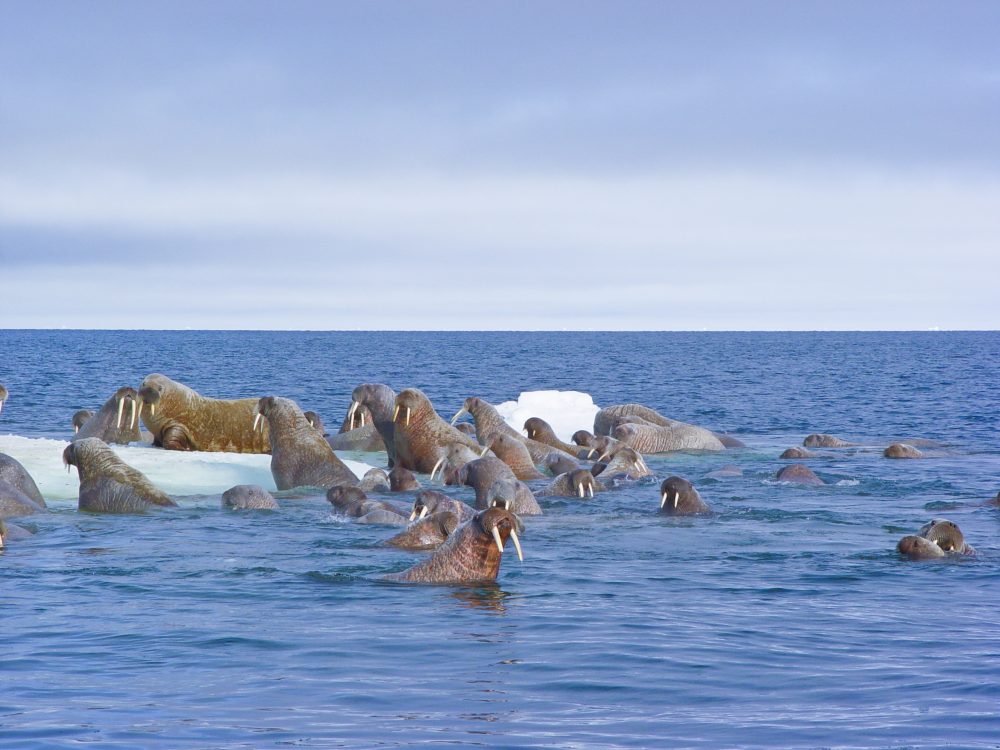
[1,1,998,330]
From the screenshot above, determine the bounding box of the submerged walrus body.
[64,438,176,513]
[138,373,269,453]
[897,519,976,560]
[383,507,524,584]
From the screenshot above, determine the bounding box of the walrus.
[713,433,746,449]
[222,484,279,510]
[612,421,725,454]
[383,510,460,550]
[326,398,387,452]
[480,433,546,480]
[884,443,924,459]
[393,389,483,474]
[524,417,594,459]
[455,456,516,498]
[254,396,357,490]
[544,451,581,476]
[572,430,595,447]
[433,443,487,485]
[325,486,409,525]
[64,438,176,513]
[659,476,710,515]
[482,478,542,516]
[72,409,95,433]
[346,384,398,464]
[0,479,45,519]
[383,506,524,584]
[0,452,45,507]
[592,446,651,481]
[0,517,34,548]
[537,468,603,498]
[359,468,391,493]
[389,466,421,492]
[74,387,143,445]
[452,397,574,464]
[780,447,814,459]
[303,411,328,436]
[898,519,975,560]
[803,434,854,448]
[594,404,675,436]
[409,490,476,524]
[705,464,743,479]
[775,464,824,485]
[454,422,477,437]
[137,373,269,453]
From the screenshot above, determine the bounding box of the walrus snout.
[252,396,276,432]
[477,506,524,561]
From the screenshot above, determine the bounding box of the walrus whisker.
[116,397,125,429]
[491,526,504,554]
[510,529,523,561]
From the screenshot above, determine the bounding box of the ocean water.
[1,330,998,749]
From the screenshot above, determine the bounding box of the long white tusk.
[360,412,366,427]
[587,484,594,498]
[348,401,358,429]
[253,412,262,432]
[449,408,467,425]
[480,441,492,458]
[136,401,143,424]
[598,452,610,463]
[405,407,410,426]
[73,424,79,434]
[587,448,597,459]
[660,491,668,509]
[392,404,400,422]
[0,399,4,414]
[129,399,137,430]
[429,456,445,482]
[673,491,679,509]
[510,529,523,561]
[116,397,125,429]
[419,506,428,520]
[150,402,155,417]
[409,508,418,521]
[578,483,585,498]
[491,526,504,554]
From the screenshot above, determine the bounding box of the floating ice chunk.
[0,434,376,503]
[495,391,601,443]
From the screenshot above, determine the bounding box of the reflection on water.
[448,585,510,614]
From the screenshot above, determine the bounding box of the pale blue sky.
[2,1,998,329]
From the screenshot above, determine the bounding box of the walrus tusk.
[449,407,467,425]
[673,491,679,509]
[587,484,594,498]
[419,506,428,520]
[408,508,418,521]
[253,412,262,432]
[578,483,585,498]
[480,441,493,458]
[587,448,597,459]
[129,399,138,430]
[510,529,523,561]
[429,456,445,482]
[73,424,79,434]
[135,401,143,424]
[360,412,366,427]
[116,397,125,429]
[0,399,4,414]
[598,452,610,463]
[660,491,668,509]
[491,526,504,554]
[150,402,155,417]
[392,405,400,422]
[405,407,411,426]
[348,401,358,429]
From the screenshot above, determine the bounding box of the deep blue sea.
[1,331,998,749]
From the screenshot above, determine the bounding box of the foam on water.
[495,390,600,442]
[0,434,376,502]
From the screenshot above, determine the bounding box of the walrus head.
[449,396,484,426]
[349,383,397,426]
[393,389,432,427]
[409,489,452,521]
[568,469,597,499]
[475,506,524,562]
[660,476,695,510]
[137,374,169,421]
[72,409,95,433]
[572,430,594,447]
[918,519,966,553]
[326,485,368,514]
[109,386,141,431]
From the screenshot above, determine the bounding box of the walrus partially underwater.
[64,438,176,513]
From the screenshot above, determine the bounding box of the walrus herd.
[0,377,990,578]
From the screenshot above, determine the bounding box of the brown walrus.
[254,396,357,490]
[346,384,398,465]
[780,447,814,459]
[612,421,725,454]
[452,397,574,464]
[137,373,269,453]
[775,464,824,485]
[409,490,476,524]
[0,452,45,508]
[884,443,924,459]
[482,478,542,516]
[803,434,854,448]
[544,451,582,476]
[64,438,176,513]
[325,486,409,525]
[897,519,976,560]
[592,446,651,481]
[393,389,482,474]
[389,466,421,492]
[479,433,546,480]
[523,417,594,459]
[433,443,484,485]
[72,409,95,434]
[383,510,460,550]
[303,411,328,436]
[383,506,524,584]
[222,484,279,510]
[74,387,143,445]
[659,476,710,515]
[537,468,603,498]
[326,399,387,453]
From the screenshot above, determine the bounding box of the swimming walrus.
[897,519,976,560]
[0,452,45,508]
[384,510,460,550]
[884,443,924,459]
[523,417,595,459]
[479,433,546,480]
[0,517,34,548]
[325,486,409,525]
[780,447,814,459]
[537,468,603,498]
[393,389,482,474]
[253,396,358,490]
[74,387,143,445]
[775,464,824,485]
[452,397,574,464]
[137,373,269,453]
[408,490,477,524]
[63,438,176,513]
[803,433,854,448]
[222,484,279,510]
[383,506,524,584]
[659,476,710,515]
